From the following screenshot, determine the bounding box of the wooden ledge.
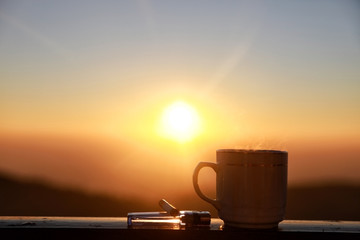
[0,217,359,240]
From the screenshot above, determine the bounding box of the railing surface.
[1,217,359,240]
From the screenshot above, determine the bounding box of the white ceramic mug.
[193,149,288,229]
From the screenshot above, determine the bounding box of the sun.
[158,101,201,143]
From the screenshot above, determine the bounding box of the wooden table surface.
[1,217,359,240]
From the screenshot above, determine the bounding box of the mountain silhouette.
[0,173,359,220]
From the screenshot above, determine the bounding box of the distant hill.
[286,183,360,220]
[0,173,359,220]
[0,173,153,217]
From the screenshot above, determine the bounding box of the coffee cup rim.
[217,149,287,154]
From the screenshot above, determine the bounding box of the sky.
[0,1,359,198]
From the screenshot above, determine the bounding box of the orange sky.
[0,1,359,199]
[0,131,359,200]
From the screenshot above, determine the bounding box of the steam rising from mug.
[193,149,288,229]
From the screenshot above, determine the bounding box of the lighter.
[127,199,211,229]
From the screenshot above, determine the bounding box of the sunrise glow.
[158,101,201,143]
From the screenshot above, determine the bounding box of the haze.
[0,1,359,200]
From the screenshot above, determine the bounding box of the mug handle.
[193,162,220,210]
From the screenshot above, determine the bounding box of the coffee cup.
[193,149,287,229]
